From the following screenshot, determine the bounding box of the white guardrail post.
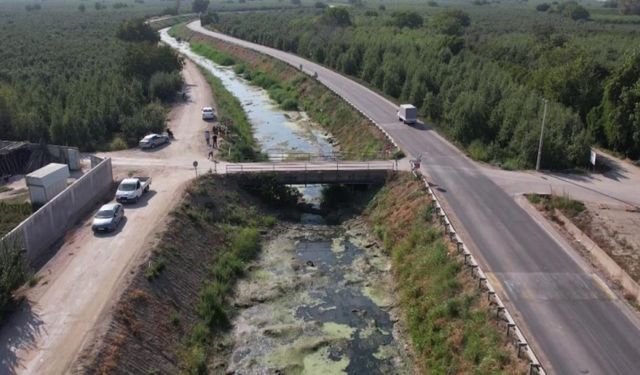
[414,170,546,375]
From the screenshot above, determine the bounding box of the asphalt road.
[187,21,640,374]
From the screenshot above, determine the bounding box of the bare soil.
[570,202,640,283]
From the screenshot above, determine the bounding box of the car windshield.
[120,183,137,191]
[203,109,213,113]
[96,209,114,218]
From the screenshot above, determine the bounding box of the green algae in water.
[373,344,397,361]
[331,237,346,253]
[321,322,355,340]
[303,346,349,375]
[363,284,394,308]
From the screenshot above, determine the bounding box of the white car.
[139,133,169,149]
[202,107,215,120]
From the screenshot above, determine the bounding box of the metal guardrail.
[225,161,396,174]
[417,171,546,375]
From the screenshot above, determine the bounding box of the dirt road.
[0,60,215,375]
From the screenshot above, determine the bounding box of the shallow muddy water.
[225,219,413,375]
[160,29,334,159]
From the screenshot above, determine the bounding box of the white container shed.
[26,163,70,204]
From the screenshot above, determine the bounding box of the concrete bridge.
[224,160,397,185]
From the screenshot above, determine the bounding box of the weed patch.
[366,174,526,374]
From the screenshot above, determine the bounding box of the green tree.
[200,11,219,26]
[595,53,640,157]
[116,20,159,43]
[149,71,184,102]
[536,3,551,11]
[320,7,352,27]
[433,9,471,35]
[391,11,424,29]
[122,103,167,145]
[192,0,210,13]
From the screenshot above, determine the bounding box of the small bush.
[467,140,490,162]
[145,257,166,281]
[109,136,128,151]
[149,71,183,102]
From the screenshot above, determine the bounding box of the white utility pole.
[536,99,548,171]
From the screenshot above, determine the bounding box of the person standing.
[205,130,210,146]
[207,145,214,160]
[212,134,218,149]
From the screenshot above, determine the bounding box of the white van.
[397,104,417,125]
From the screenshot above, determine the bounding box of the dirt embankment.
[75,175,287,374]
[171,23,395,160]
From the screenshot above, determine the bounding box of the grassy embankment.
[82,175,297,374]
[169,23,395,160]
[366,174,527,374]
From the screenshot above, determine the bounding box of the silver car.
[92,203,124,232]
[139,133,169,149]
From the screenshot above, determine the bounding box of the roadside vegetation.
[0,201,32,238]
[81,174,296,374]
[170,23,394,160]
[367,174,526,373]
[0,1,184,150]
[198,68,266,162]
[209,1,640,168]
[0,238,28,322]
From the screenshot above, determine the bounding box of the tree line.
[213,5,640,167]
[0,7,183,151]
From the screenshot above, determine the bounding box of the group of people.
[206,127,220,160]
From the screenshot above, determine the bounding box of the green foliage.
[197,68,263,161]
[433,9,471,35]
[536,3,551,11]
[122,103,167,146]
[200,11,219,26]
[557,1,590,20]
[390,11,423,29]
[591,53,640,158]
[528,193,586,217]
[109,136,128,151]
[117,19,159,43]
[0,2,182,151]
[0,239,28,322]
[192,0,210,13]
[320,7,352,27]
[145,256,166,281]
[0,202,33,238]
[190,42,235,66]
[149,71,184,102]
[366,175,521,373]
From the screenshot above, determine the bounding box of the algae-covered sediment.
[220,220,413,374]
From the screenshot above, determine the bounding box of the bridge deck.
[225,161,396,184]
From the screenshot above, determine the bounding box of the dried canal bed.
[218,219,413,374]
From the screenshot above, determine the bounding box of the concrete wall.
[3,157,113,264]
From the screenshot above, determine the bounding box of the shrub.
[122,103,167,146]
[149,71,183,102]
[536,3,551,11]
[117,19,159,43]
[109,136,128,151]
[0,239,28,321]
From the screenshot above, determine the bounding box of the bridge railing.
[225,161,396,174]
[263,149,396,162]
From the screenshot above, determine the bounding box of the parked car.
[92,203,124,233]
[139,133,169,149]
[116,177,151,203]
[202,106,215,120]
